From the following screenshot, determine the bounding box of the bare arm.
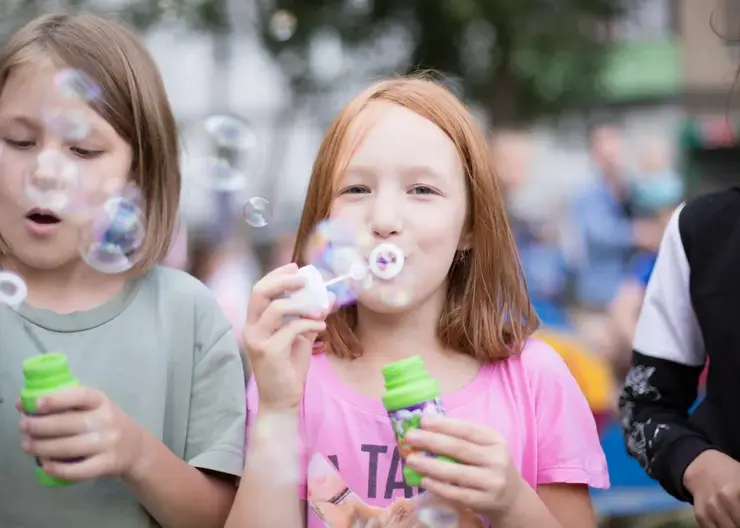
[226,411,305,528]
[123,428,237,528]
[609,280,645,345]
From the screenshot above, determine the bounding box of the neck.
[0,255,127,313]
[600,167,627,198]
[353,287,449,367]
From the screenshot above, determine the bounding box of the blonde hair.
[0,12,180,271]
[293,74,538,362]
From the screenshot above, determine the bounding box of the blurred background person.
[569,120,666,364]
[608,137,684,377]
[187,222,260,352]
[492,129,570,327]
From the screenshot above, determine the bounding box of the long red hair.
[293,74,538,362]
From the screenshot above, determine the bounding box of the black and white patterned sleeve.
[618,204,712,503]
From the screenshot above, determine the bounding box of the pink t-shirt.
[246,339,609,527]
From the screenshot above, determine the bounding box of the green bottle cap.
[381,356,439,411]
[23,353,76,390]
[382,356,427,389]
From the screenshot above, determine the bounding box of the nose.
[368,195,403,239]
[32,151,77,192]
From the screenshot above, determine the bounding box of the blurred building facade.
[513,0,683,220]
[515,0,740,217]
[679,0,740,195]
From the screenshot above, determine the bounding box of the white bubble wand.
[288,242,405,311]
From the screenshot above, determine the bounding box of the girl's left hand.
[404,415,525,520]
[17,386,146,482]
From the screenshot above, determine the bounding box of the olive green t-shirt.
[0,267,246,527]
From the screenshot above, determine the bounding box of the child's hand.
[243,263,331,413]
[683,449,740,527]
[17,386,145,482]
[403,416,525,521]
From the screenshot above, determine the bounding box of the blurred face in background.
[640,137,673,175]
[589,124,624,179]
[490,130,533,195]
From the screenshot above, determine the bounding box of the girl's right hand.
[243,263,331,412]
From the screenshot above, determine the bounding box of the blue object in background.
[628,251,658,288]
[592,421,688,517]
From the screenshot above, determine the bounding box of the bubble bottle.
[382,356,455,487]
[20,353,80,487]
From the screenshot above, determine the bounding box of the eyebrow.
[1,113,106,143]
[0,115,41,128]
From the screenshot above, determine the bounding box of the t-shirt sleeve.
[246,377,308,499]
[185,291,247,478]
[523,340,610,489]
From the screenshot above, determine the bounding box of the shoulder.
[139,267,233,342]
[679,188,740,253]
[515,338,572,379]
[141,266,215,302]
[509,338,598,405]
[140,266,224,316]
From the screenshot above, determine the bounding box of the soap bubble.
[368,242,405,280]
[269,10,297,41]
[0,271,27,309]
[204,115,257,152]
[54,69,101,102]
[79,193,146,274]
[192,157,247,192]
[303,218,372,307]
[188,115,257,192]
[42,107,91,141]
[24,150,81,211]
[242,196,272,227]
[184,156,246,192]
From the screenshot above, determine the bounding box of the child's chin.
[358,294,416,315]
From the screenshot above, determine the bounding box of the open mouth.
[26,208,61,225]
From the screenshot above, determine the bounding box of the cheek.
[0,154,30,201]
[329,201,362,222]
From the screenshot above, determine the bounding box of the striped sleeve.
[618,204,712,503]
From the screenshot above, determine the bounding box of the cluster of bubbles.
[302,218,415,309]
[303,219,374,307]
[191,114,272,229]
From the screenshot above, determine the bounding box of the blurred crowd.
[494,120,685,395]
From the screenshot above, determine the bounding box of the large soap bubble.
[79,190,146,274]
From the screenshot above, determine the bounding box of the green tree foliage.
[1,0,635,124]
[255,0,635,124]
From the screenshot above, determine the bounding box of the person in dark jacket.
[619,189,740,527]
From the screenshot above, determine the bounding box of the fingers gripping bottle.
[20,353,80,487]
[382,356,455,487]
